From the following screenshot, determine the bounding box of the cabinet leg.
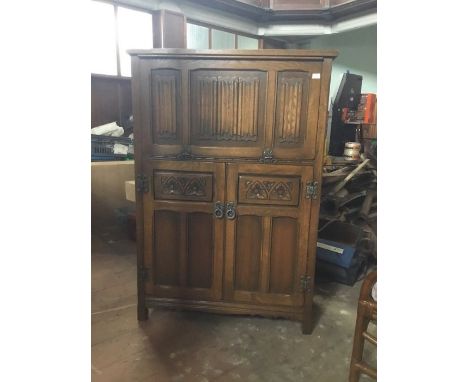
[302,314,313,335]
[137,304,148,321]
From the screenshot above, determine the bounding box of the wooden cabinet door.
[224,163,314,307]
[135,58,269,160]
[142,161,225,301]
[188,59,324,161]
[271,64,324,161]
[136,59,186,158]
[134,54,324,161]
[188,65,268,159]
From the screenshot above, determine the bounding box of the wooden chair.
[349,271,377,381]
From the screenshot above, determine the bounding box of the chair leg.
[349,364,360,382]
[349,304,371,382]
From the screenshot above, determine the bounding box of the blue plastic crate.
[316,221,362,268]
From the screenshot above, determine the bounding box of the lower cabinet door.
[224,163,313,307]
[142,161,225,301]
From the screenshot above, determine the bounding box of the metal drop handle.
[226,202,236,220]
[214,202,225,219]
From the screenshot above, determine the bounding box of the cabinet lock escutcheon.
[259,148,277,163]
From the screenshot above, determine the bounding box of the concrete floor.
[92,226,376,382]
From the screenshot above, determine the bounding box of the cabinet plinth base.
[144,296,311,326]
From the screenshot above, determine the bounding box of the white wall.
[296,25,377,103]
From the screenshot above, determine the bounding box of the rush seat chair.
[349,271,377,381]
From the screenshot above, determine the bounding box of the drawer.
[153,171,213,202]
[238,175,300,206]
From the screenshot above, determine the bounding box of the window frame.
[91,0,153,78]
[91,1,263,78]
[186,19,260,49]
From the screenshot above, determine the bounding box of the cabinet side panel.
[153,210,181,286]
[234,215,262,291]
[269,217,298,294]
[187,212,213,288]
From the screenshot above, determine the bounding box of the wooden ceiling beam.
[191,0,376,22]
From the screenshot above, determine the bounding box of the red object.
[341,107,349,122]
[356,93,377,124]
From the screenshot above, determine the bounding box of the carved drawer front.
[153,171,213,202]
[238,175,300,206]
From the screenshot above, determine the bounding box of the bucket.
[343,142,361,161]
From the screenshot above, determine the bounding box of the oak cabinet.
[130,49,337,333]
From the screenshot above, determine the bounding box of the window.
[90,1,117,75]
[186,22,259,50]
[91,1,152,77]
[212,29,235,49]
[187,23,209,49]
[238,35,259,49]
[90,4,261,76]
[117,7,152,77]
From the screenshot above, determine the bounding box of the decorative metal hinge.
[259,148,277,163]
[300,275,312,292]
[305,181,319,199]
[176,146,193,161]
[138,267,149,282]
[136,174,149,193]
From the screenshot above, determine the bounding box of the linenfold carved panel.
[190,70,266,146]
[238,175,300,206]
[151,69,181,144]
[217,77,259,141]
[274,71,310,147]
[195,75,218,140]
[153,171,213,202]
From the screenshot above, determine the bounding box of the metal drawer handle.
[214,202,225,219]
[226,202,236,220]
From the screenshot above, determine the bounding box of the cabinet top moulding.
[127,48,339,60]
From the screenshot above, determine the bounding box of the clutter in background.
[317,151,377,285]
[91,121,124,137]
[91,116,134,161]
[343,142,361,161]
[317,71,377,285]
